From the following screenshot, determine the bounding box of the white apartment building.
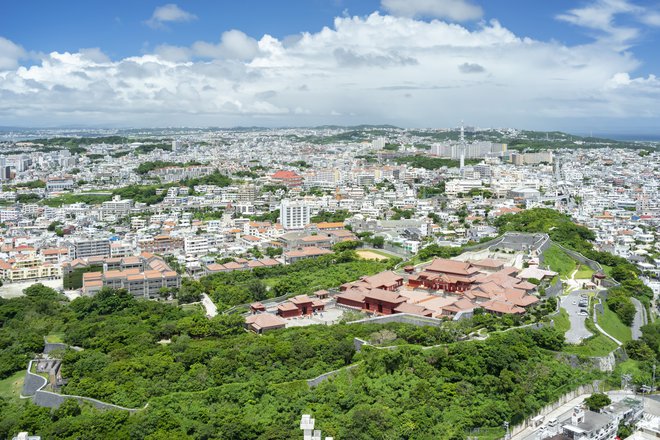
[101,196,133,219]
[184,235,210,256]
[280,199,311,230]
[445,179,483,197]
[46,177,74,192]
[72,238,111,259]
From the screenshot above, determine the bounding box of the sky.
[1,0,660,134]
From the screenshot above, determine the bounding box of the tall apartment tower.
[459,122,466,169]
[172,139,182,152]
[280,199,311,230]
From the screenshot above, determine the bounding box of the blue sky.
[3,0,658,65]
[1,0,660,133]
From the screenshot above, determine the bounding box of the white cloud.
[382,0,483,21]
[556,0,660,48]
[0,11,658,130]
[78,47,110,63]
[154,30,260,62]
[0,37,26,70]
[192,30,260,60]
[146,4,197,29]
[639,11,660,27]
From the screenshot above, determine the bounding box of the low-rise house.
[0,255,61,282]
[284,246,333,263]
[245,313,287,334]
[276,294,325,318]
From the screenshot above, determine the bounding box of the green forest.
[199,251,396,310]
[2,207,657,439]
[1,285,601,439]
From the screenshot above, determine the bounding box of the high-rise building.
[280,199,311,230]
[237,184,257,202]
[73,238,111,259]
[172,139,182,152]
[371,137,386,149]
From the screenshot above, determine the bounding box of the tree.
[584,393,611,411]
[53,399,82,420]
[332,240,362,252]
[611,265,637,282]
[618,422,634,439]
[606,291,636,326]
[23,283,62,299]
[177,279,203,304]
[624,340,654,361]
[369,236,385,249]
[264,247,283,258]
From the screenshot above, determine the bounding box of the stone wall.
[306,363,360,388]
[348,313,444,327]
[43,342,67,354]
[354,338,368,352]
[21,361,47,397]
[460,235,506,253]
[552,243,603,273]
[33,390,143,413]
[546,277,564,297]
[22,359,142,412]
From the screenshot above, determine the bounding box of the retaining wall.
[460,235,506,253]
[546,278,564,297]
[43,343,67,354]
[33,390,143,413]
[347,313,445,327]
[306,363,360,388]
[21,359,142,412]
[21,360,47,397]
[552,243,603,273]
[509,380,603,437]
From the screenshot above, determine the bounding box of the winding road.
[630,297,647,340]
[201,293,218,318]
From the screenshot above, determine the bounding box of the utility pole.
[622,373,632,390]
[504,421,510,440]
[653,363,656,393]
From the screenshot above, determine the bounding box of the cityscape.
[1,1,660,440]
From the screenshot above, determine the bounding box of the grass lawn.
[180,303,203,313]
[0,370,25,401]
[554,308,571,335]
[616,359,642,377]
[45,333,65,343]
[42,192,113,207]
[597,305,632,343]
[601,265,613,278]
[562,334,619,357]
[543,245,577,279]
[575,264,595,280]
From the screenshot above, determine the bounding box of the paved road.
[201,293,218,318]
[631,297,647,340]
[563,290,592,344]
[512,390,642,440]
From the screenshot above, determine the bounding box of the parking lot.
[282,307,346,328]
[0,279,63,299]
[563,289,592,344]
